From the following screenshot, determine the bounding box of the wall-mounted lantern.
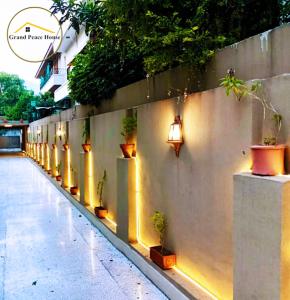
[57,127,62,140]
[167,115,183,157]
[37,127,41,135]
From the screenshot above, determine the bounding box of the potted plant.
[150,211,176,270]
[120,115,137,158]
[221,70,285,176]
[94,170,108,219]
[70,165,78,195]
[82,118,91,153]
[56,162,62,181]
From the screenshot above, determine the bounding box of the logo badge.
[7,7,63,63]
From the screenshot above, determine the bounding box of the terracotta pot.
[150,246,176,270]
[63,144,69,151]
[52,144,56,150]
[56,175,62,182]
[94,207,108,219]
[82,144,91,153]
[120,144,135,158]
[251,144,286,176]
[70,186,78,195]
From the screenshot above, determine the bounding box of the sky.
[0,0,54,94]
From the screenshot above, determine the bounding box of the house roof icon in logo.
[14,22,55,34]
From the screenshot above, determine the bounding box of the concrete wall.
[90,110,125,220]
[136,87,254,299]
[28,74,290,299]
[28,24,290,299]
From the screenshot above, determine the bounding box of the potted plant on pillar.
[221,70,285,176]
[94,170,108,219]
[82,118,91,153]
[120,115,137,158]
[150,211,176,270]
[56,162,62,181]
[70,165,79,195]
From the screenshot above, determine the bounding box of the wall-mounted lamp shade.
[37,128,41,135]
[167,115,183,157]
[57,128,62,140]
[4,124,13,128]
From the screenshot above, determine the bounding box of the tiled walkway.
[0,158,167,300]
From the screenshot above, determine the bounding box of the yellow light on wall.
[57,127,62,140]
[167,115,183,157]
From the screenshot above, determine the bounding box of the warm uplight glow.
[167,115,183,157]
[173,267,219,300]
[68,149,71,187]
[135,156,141,243]
[135,155,218,299]
[46,145,50,170]
[105,216,117,228]
[88,152,94,208]
[27,128,31,134]
[37,127,41,135]
[4,124,12,128]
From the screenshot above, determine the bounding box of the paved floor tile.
[0,158,167,300]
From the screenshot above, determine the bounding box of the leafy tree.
[0,72,54,120]
[0,73,26,115]
[69,41,144,105]
[51,0,287,105]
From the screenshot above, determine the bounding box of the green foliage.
[152,211,167,250]
[220,73,283,144]
[97,170,107,207]
[0,72,54,121]
[82,118,90,144]
[121,115,137,142]
[51,0,285,105]
[68,41,144,105]
[220,75,248,101]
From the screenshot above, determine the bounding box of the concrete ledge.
[234,172,290,300]
[28,158,195,300]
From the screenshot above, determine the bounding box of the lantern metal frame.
[167,115,184,157]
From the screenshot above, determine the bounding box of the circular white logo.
[7,7,63,63]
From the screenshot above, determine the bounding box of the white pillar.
[234,173,290,300]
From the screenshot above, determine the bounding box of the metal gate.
[0,136,21,149]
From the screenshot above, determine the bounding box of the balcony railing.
[40,68,66,90]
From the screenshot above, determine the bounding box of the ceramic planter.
[56,175,62,182]
[82,144,91,153]
[150,246,176,270]
[63,144,69,151]
[120,144,135,158]
[251,144,286,176]
[94,207,108,219]
[70,186,78,195]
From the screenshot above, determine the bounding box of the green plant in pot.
[150,211,176,270]
[56,162,62,181]
[120,115,137,158]
[220,70,285,176]
[82,118,91,153]
[70,164,78,195]
[94,170,108,219]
